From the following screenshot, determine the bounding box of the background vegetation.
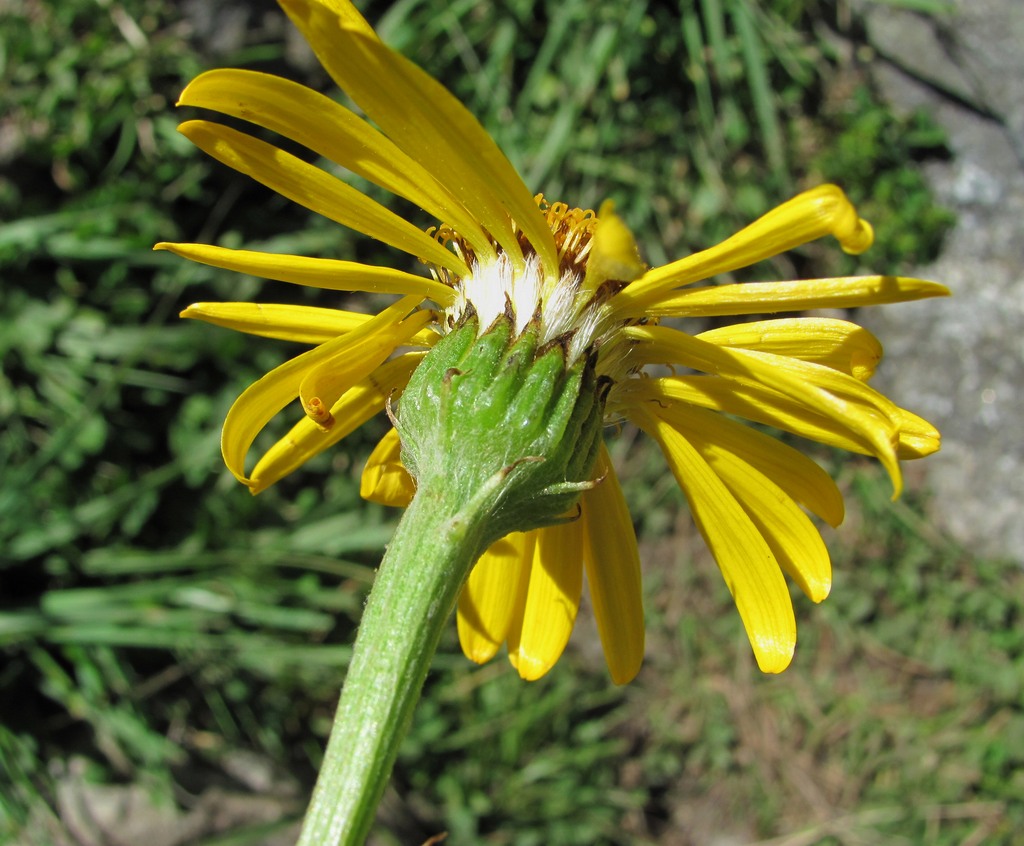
[3,0,1013,844]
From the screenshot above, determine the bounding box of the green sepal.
[395,314,479,482]
[396,315,604,550]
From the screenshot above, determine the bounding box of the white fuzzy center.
[445,253,612,365]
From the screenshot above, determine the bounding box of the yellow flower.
[159,0,947,685]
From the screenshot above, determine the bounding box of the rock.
[853,0,1024,563]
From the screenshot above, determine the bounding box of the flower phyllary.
[160,0,947,685]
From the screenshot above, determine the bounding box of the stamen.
[536,195,600,269]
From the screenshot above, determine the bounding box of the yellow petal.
[695,318,882,381]
[680,429,832,603]
[635,399,844,528]
[634,407,795,673]
[726,349,903,497]
[625,325,903,497]
[176,120,470,278]
[291,0,376,35]
[183,302,365,343]
[623,374,881,464]
[297,308,433,429]
[249,352,423,493]
[507,519,585,681]
[895,408,941,459]
[581,201,646,293]
[581,446,645,684]
[638,371,940,489]
[159,243,455,306]
[180,302,440,347]
[615,185,876,313]
[221,297,421,486]
[623,275,951,319]
[360,427,415,507]
[177,69,496,263]
[221,346,337,486]
[277,0,560,279]
[457,532,534,664]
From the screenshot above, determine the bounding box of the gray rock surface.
[854,0,1024,562]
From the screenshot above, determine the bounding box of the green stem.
[296,479,489,846]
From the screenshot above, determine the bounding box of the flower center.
[428,196,646,377]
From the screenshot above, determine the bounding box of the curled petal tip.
[840,217,874,255]
[811,184,873,254]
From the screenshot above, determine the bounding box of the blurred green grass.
[3,0,1010,844]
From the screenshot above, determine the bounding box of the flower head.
[160,0,947,684]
